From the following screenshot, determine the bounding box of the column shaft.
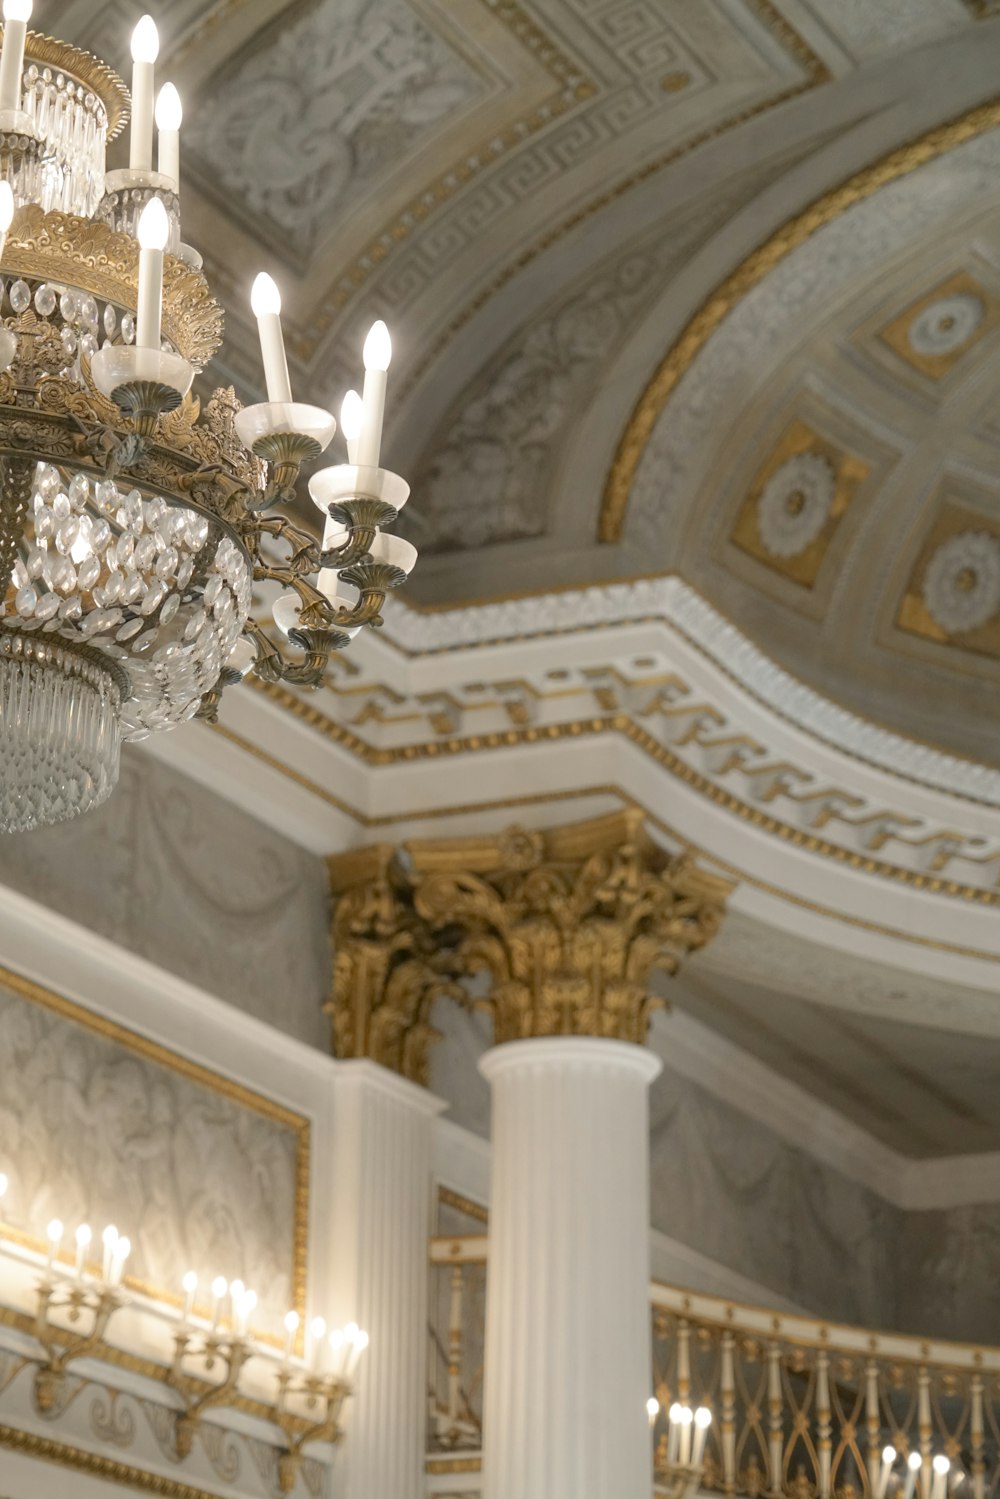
[326,1062,443,1499]
[480,1037,662,1499]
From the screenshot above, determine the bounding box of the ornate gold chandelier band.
[327,810,734,1083]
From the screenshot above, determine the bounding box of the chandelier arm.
[254,513,321,572]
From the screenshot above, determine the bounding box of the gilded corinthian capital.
[327,811,734,1082]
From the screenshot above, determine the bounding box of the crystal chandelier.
[0,4,417,832]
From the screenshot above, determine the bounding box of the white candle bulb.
[155,82,182,191]
[112,1236,130,1285]
[230,1279,245,1306]
[878,1447,898,1499]
[347,1328,369,1379]
[0,1,31,117]
[692,1406,712,1465]
[932,1456,951,1499]
[0,1171,7,1199]
[647,1398,660,1423]
[182,1270,197,1320]
[667,1402,682,1466]
[283,1309,299,1361]
[101,1224,118,1281]
[340,388,363,464]
[903,1451,923,1499]
[74,1223,91,1279]
[130,15,159,172]
[250,272,292,404]
[678,1405,693,1465]
[211,1275,227,1330]
[46,1218,62,1268]
[136,195,169,351]
[357,321,391,469]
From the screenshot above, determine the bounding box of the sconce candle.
[155,82,182,191]
[111,1235,131,1286]
[0,1,32,116]
[309,1316,327,1373]
[692,1406,712,1466]
[340,389,363,464]
[46,1218,62,1269]
[283,1310,300,1360]
[211,1276,227,1330]
[878,1446,898,1499]
[678,1404,694,1465]
[182,1270,197,1321]
[931,1456,950,1499]
[136,196,169,350]
[357,321,391,469]
[903,1451,923,1499]
[74,1224,91,1280]
[667,1402,682,1466]
[129,15,159,172]
[251,272,293,405]
[101,1225,118,1282]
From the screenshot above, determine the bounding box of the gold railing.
[429,1236,1000,1496]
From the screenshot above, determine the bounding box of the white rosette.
[756,452,836,559]
[923,531,1000,635]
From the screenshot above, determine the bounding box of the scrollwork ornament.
[90,1386,136,1448]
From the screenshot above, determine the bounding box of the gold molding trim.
[599,94,1000,543]
[438,1186,489,1226]
[0,1422,223,1498]
[427,1455,484,1474]
[0,963,309,1327]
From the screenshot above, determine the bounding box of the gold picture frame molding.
[0,963,310,1329]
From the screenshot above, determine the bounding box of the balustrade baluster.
[918,1366,932,1499]
[867,1358,882,1495]
[448,1262,464,1431]
[722,1329,737,1494]
[678,1318,692,1405]
[971,1373,985,1499]
[817,1348,832,1499]
[768,1340,783,1497]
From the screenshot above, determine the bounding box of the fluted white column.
[480,1037,662,1499]
[326,1061,445,1499]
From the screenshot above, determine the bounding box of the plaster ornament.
[756,452,836,559]
[923,530,1000,635]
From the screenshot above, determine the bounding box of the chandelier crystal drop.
[0,9,416,832]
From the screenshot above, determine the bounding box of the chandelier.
[0,4,416,833]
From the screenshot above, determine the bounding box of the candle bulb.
[155,82,181,192]
[678,1405,693,1465]
[0,1,31,117]
[692,1406,712,1466]
[136,195,169,352]
[210,1276,227,1331]
[667,1403,682,1466]
[357,321,391,469]
[0,1171,8,1206]
[46,1218,62,1270]
[129,15,159,173]
[340,389,363,464]
[308,1316,326,1373]
[0,179,13,264]
[111,1236,130,1286]
[182,1270,197,1321]
[101,1224,118,1282]
[879,1446,898,1499]
[250,272,292,405]
[647,1397,660,1429]
[932,1456,950,1499]
[238,1289,256,1338]
[283,1310,299,1361]
[329,1327,346,1378]
[903,1451,923,1499]
[74,1224,91,1280]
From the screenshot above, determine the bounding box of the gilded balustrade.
[428,1236,1000,1499]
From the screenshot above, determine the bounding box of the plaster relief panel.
[185,0,485,264]
[0,975,308,1332]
